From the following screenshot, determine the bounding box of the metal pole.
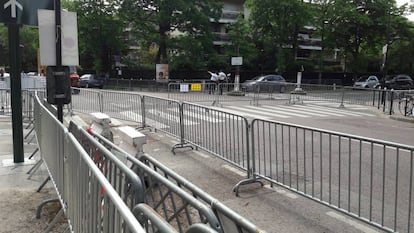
[55,0,63,122]
[8,21,24,163]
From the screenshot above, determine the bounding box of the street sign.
[0,0,53,26]
[38,9,79,66]
[231,57,243,66]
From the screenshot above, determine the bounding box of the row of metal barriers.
[69,88,414,233]
[33,92,265,232]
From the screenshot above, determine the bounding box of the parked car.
[380,74,413,90]
[79,74,104,88]
[241,74,287,93]
[353,75,379,89]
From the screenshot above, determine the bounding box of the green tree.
[224,16,256,70]
[69,0,126,73]
[0,25,8,68]
[246,0,312,73]
[119,0,222,67]
[322,0,410,75]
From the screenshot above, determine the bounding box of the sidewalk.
[0,115,67,233]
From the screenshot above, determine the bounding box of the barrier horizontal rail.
[133,203,179,233]
[34,94,146,233]
[85,128,223,233]
[250,119,414,233]
[139,154,267,233]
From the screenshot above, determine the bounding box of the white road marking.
[326,211,379,233]
[243,105,311,118]
[307,105,375,117]
[263,105,329,117]
[210,106,273,120]
[149,109,198,125]
[227,105,291,118]
[120,111,170,129]
[222,164,246,177]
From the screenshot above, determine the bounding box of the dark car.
[79,74,104,88]
[381,74,413,90]
[241,74,287,93]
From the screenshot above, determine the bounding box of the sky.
[397,0,414,21]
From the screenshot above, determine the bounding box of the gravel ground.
[0,187,68,233]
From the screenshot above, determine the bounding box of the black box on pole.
[46,66,71,105]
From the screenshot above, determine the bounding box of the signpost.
[0,0,53,163]
[231,56,242,92]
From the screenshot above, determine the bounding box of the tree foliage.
[67,0,126,73]
[245,0,312,72]
[119,0,222,67]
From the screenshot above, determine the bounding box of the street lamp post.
[318,20,329,84]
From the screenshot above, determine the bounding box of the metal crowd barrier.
[180,102,252,173]
[82,127,223,233]
[247,118,414,233]
[168,82,219,103]
[0,88,11,114]
[139,154,266,233]
[34,94,146,233]
[69,88,414,232]
[142,95,182,137]
[133,203,179,233]
[70,88,102,113]
[68,122,145,210]
[101,90,144,122]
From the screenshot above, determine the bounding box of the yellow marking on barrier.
[191,83,202,91]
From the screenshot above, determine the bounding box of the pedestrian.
[208,71,218,94]
[218,70,227,94]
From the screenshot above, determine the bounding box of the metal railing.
[180,102,251,172]
[34,94,147,233]
[139,154,266,233]
[69,87,414,232]
[248,119,414,233]
[82,128,224,233]
[68,122,145,209]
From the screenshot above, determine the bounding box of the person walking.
[208,71,218,94]
[218,70,227,95]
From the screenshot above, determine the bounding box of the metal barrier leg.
[27,134,36,144]
[232,177,264,197]
[36,198,60,219]
[172,143,194,155]
[36,198,66,233]
[63,226,71,233]
[43,208,64,233]
[24,127,34,140]
[28,148,39,159]
[25,119,34,129]
[27,159,43,177]
[37,176,51,192]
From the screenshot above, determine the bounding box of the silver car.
[353,75,379,89]
[241,74,287,93]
